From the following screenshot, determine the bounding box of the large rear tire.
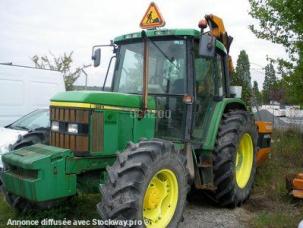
[97,139,189,227]
[212,109,257,207]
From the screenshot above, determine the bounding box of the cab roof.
[114,29,200,43]
[113,28,227,54]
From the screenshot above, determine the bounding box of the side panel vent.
[91,112,104,152]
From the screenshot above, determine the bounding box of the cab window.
[192,46,225,141]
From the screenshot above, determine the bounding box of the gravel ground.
[182,203,251,228]
[0,191,253,227]
[180,195,252,228]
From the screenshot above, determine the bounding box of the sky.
[0,0,288,89]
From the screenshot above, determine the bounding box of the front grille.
[50,107,90,154]
[50,132,89,153]
[50,107,90,124]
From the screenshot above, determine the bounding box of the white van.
[0,64,65,127]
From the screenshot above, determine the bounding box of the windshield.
[112,39,187,95]
[8,109,49,131]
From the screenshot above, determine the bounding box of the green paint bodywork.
[1,96,156,202]
[1,97,244,202]
[1,144,118,202]
[215,41,227,54]
[101,110,155,156]
[66,156,115,174]
[201,98,246,152]
[2,91,156,202]
[2,145,76,202]
[114,29,201,42]
[52,91,156,109]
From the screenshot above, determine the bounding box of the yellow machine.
[286,173,303,199]
[255,121,273,165]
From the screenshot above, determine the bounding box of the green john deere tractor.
[1,13,258,227]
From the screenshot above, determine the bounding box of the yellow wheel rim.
[235,133,254,188]
[143,169,179,227]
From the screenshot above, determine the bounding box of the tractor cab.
[92,24,232,145]
[112,32,188,141]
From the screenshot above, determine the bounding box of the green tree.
[32,52,90,91]
[231,50,252,107]
[282,62,303,105]
[249,0,303,57]
[272,79,286,104]
[262,71,270,104]
[252,81,262,105]
[249,0,303,105]
[263,61,277,103]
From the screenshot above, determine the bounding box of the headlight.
[68,123,78,134]
[51,121,59,131]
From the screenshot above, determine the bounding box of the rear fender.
[201,98,246,152]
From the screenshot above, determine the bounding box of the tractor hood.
[51,91,156,109]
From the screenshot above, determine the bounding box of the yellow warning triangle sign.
[140,2,165,29]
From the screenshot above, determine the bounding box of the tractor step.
[194,155,216,190]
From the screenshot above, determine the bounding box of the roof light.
[124,33,140,39]
[154,30,171,36]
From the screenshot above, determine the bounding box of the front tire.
[212,110,257,207]
[97,139,189,227]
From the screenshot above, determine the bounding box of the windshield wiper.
[12,126,30,131]
[148,38,180,71]
[31,127,49,131]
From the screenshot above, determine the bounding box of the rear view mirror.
[199,34,216,58]
[92,48,101,67]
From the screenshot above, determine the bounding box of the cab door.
[192,43,225,144]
